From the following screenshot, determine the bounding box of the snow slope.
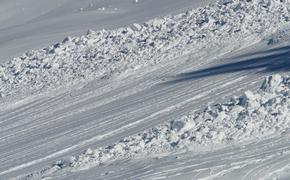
[1,38,290,179]
[1,0,289,98]
[1,0,290,179]
[0,0,214,62]
[21,74,290,180]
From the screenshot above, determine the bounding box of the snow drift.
[21,74,290,179]
[1,0,290,98]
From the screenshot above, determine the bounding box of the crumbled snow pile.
[23,74,290,178]
[1,0,290,98]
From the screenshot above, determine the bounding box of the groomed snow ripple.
[22,74,290,179]
[1,0,290,98]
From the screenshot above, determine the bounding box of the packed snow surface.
[20,74,290,179]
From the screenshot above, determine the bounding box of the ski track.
[118,134,290,180]
[1,0,290,179]
[1,39,289,179]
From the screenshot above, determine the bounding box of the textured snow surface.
[21,74,290,179]
[2,0,290,179]
[0,0,290,98]
[0,0,214,62]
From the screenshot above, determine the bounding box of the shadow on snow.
[165,45,290,84]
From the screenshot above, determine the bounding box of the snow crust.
[1,0,290,98]
[22,74,290,178]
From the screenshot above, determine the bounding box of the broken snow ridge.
[1,0,290,98]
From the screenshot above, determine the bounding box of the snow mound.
[22,74,290,178]
[1,0,290,98]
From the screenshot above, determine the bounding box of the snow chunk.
[261,74,285,93]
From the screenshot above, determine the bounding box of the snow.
[1,0,290,179]
[0,0,289,99]
[0,0,214,62]
[1,43,290,179]
[18,74,290,179]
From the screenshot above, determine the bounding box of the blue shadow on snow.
[166,45,290,84]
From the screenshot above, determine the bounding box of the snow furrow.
[20,74,290,179]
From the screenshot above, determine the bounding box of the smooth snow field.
[1,0,290,180]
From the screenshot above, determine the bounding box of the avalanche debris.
[1,0,290,98]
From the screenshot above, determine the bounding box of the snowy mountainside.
[0,0,289,99]
[1,0,290,180]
